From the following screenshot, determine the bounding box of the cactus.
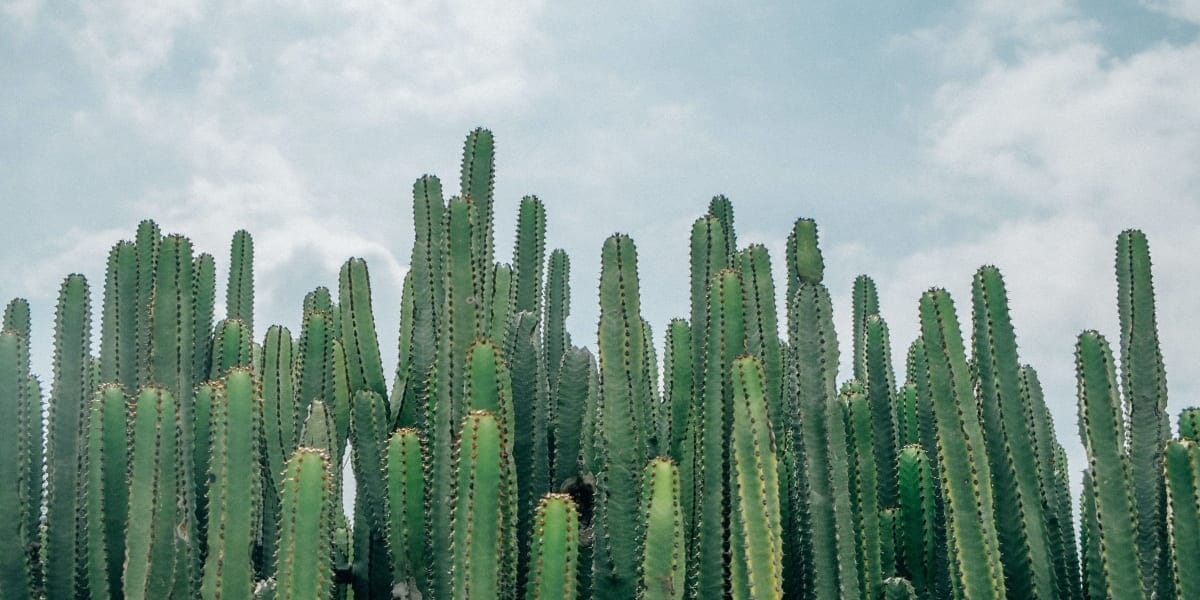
[349,389,392,599]
[261,325,297,572]
[543,249,571,392]
[123,385,182,600]
[850,274,879,381]
[594,234,651,600]
[896,445,936,596]
[461,128,497,302]
[825,383,862,600]
[99,241,138,391]
[1164,439,1200,598]
[553,346,593,487]
[134,220,160,388]
[200,368,262,599]
[44,273,91,600]
[688,216,728,413]
[4,299,42,590]
[191,252,216,387]
[273,448,335,600]
[919,288,1005,599]
[690,268,745,599]
[397,175,444,429]
[0,330,33,598]
[451,410,512,599]
[663,319,693,464]
[296,310,335,425]
[82,384,129,599]
[386,427,426,597]
[707,195,737,256]
[862,313,899,509]
[970,266,1054,598]
[639,457,683,600]
[881,577,918,600]
[1080,469,1103,600]
[1180,408,1200,441]
[528,493,580,600]
[1116,229,1170,598]
[488,263,515,344]
[845,380,883,598]
[1076,330,1144,599]
[507,313,552,589]
[339,258,387,400]
[513,196,546,315]
[226,229,254,335]
[210,318,253,378]
[728,356,783,600]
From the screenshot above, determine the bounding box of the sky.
[3,0,1200,502]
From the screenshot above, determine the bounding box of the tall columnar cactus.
[528,494,580,600]
[544,249,571,390]
[970,265,1054,598]
[399,174,444,429]
[919,288,1005,599]
[123,386,182,600]
[99,241,138,391]
[737,245,784,467]
[896,444,936,597]
[1164,439,1200,598]
[688,216,728,405]
[200,368,263,600]
[553,346,593,487]
[339,258,387,400]
[226,229,255,335]
[44,273,91,600]
[134,220,160,389]
[191,252,216,387]
[639,457,684,600]
[825,382,862,599]
[431,196,484,597]
[3,299,42,589]
[394,272,415,420]
[1180,408,1200,441]
[513,195,546,314]
[386,427,426,597]
[83,384,129,600]
[1080,469,1104,600]
[261,325,298,570]
[1076,330,1145,599]
[461,128,497,303]
[850,274,879,381]
[895,383,919,447]
[488,263,515,344]
[845,380,883,598]
[863,313,899,508]
[451,410,512,600]
[296,310,335,425]
[1116,229,1170,598]
[273,448,335,600]
[663,319,693,463]
[0,330,32,598]
[728,356,784,600]
[349,389,393,599]
[594,233,651,600]
[691,268,745,599]
[1023,365,1081,600]
[507,313,552,590]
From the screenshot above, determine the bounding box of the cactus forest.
[0,128,1191,600]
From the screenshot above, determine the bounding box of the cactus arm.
[663,319,693,464]
[850,274,879,381]
[339,258,387,400]
[134,220,161,389]
[274,448,335,600]
[460,128,497,301]
[296,311,335,425]
[386,428,426,596]
[401,175,444,430]
[391,271,415,422]
[506,314,551,591]
[824,383,862,600]
[706,195,737,255]
[552,346,591,487]
[123,385,181,600]
[0,331,32,598]
[919,288,1006,599]
[543,249,571,393]
[99,242,138,390]
[191,252,216,387]
[200,368,262,599]
[1079,469,1105,600]
[226,229,255,334]
[863,314,898,509]
[639,458,683,600]
[451,410,507,600]
[896,444,936,596]
[84,384,129,600]
[1180,408,1200,441]
[728,356,784,600]
[44,274,91,600]
[687,216,728,417]
[488,263,515,344]
[513,195,546,314]
[1075,330,1144,599]
[209,318,253,379]
[528,494,580,600]
[846,380,883,598]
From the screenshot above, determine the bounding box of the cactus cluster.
[0,128,1193,599]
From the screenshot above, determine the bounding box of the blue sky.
[4,0,1200,493]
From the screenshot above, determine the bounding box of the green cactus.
[507,313,552,590]
[200,368,262,599]
[879,507,898,581]
[1164,439,1200,598]
[845,380,883,598]
[639,457,683,600]
[210,318,253,379]
[451,410,512,600]
[688,216,728,411]
[544,249,571,392]
[528,493,580,600]
[881,577,918,600]
[1116,229,1170,598]
[1076,330,1144,599]
[0,330,33,598]
[896,444,936,596]
[1080,469,1104,600]
[296,310,335,425]
[273,447,335,600]
[261,325,297,573]
[970,266,1054,598]
[825,383,862,600]
[862,314,899,509]
[895,383,919,447]
[919,288,1005,599]
[83,384,129,599]
[349,389,393,599]
[191,252,216,387]
[1180,408,1200,441]
[728,356,784,600]
[488,263,516,344]
[339,258,387,400]
[226,229,255,335]
[3,299,42,590]
[663,319,693,464]
[850,274,879,381]
[707,195,737,256]
[691,268,745,599]
[44,273,91,600]
[594,234,651,600]
[553,346,592,487]
[461,128,497,303]
[123,385,182,600]
[99,241,138,391]
[386,427,426,597]
[513,196,546,315]
[397,175,444,430]
[134,220,160,389]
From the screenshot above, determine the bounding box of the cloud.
[1143,0,1200,24]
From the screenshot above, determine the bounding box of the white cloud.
[1143,0,1200,23]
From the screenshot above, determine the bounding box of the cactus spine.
[528,494,580,600]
